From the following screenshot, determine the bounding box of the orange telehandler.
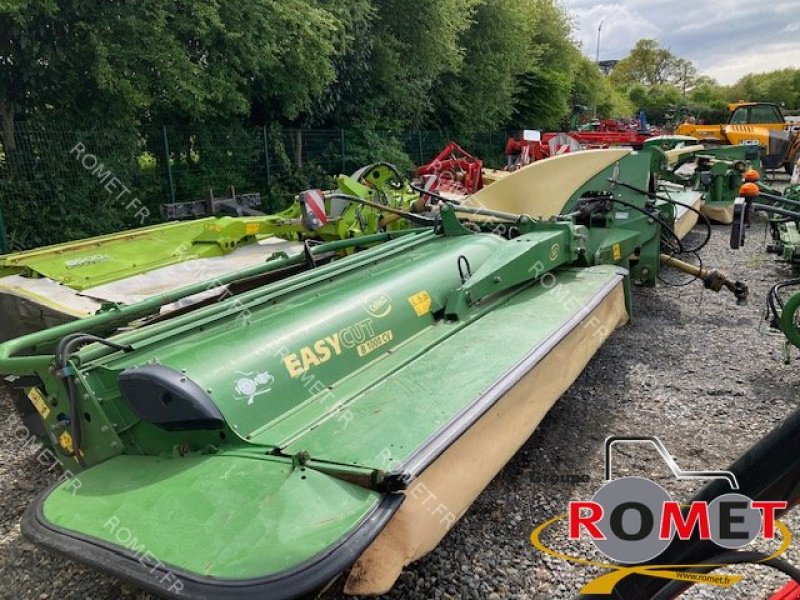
[677,101,800,173]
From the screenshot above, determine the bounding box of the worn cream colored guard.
[345,283,629,595]
[701,203,734,225]
[463,149,631,220]
[672,192,704,240]
[481,168,511,186]
[674,207,700,240]
[664,145,705,165]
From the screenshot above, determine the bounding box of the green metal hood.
[25,454,401,598]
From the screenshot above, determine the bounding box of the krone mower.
[1,150,745,598]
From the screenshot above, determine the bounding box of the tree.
[628,83,682,123]
[569,55,632,120]
[688,76,726,108]
[671,58,697,97]
[610,39,697,94]
[606,39,704,124]
[430,0,541,133]
[0,0,355,134]
[0,1,60,150]
[321,0,480,130]
[570,55,604,113]
[512,0,581,129]
[610,39,678,87]
[726,68,800,109]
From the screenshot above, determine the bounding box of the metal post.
[161,125,175,204]
[262,126,272,201]
[417,130,424,165]
[340,129,346,174]
[593,19,604,119]
[0,203,8,254]
[595,20,603,64]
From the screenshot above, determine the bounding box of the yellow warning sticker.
[612,243,622,261]
[408,290,432,317]
[245,222,260,236]
[59,431,75,454]
[27,388,50,419]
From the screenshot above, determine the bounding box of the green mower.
[0,150,747,598]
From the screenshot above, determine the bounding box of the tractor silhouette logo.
[604,436,739,488]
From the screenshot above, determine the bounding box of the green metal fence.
[0,122,512,251]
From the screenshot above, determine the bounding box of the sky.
[562,1,800,84]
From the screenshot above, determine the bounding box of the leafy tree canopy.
[3,3,797,140]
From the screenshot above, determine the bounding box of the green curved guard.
[31,454,396,592]
[780,292,800,349]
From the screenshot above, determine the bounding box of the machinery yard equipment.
[729,175,800,355]
[0,163,422,342]
[545,122,651,151]
[504,131,575,168]
[677,101,800,174]
[755,162,800,267]
[0,150,747,599]
[643,136,761,225]
[502,132,758,228]
[730,170,800,266]
[415,141,485,196]
[160,186,265,220]
[504,117,653,170]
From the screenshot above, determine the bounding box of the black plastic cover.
[118,364,225,431]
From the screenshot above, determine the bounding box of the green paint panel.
[0,219,214,287]
[277,266,624,469]
[0,154,678,595]
[92,234,504,442]
[42,454,383,579]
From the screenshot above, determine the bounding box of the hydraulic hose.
[54,334,132,464]
[610,178,712,253]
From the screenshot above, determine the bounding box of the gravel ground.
[2,178,799,599]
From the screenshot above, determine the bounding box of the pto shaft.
[659,254,748,304]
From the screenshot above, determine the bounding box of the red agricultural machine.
[504,124,655,170]
[504,110,658,170]
[415,141,484,195]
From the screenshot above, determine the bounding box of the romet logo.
[530,436,791,594]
